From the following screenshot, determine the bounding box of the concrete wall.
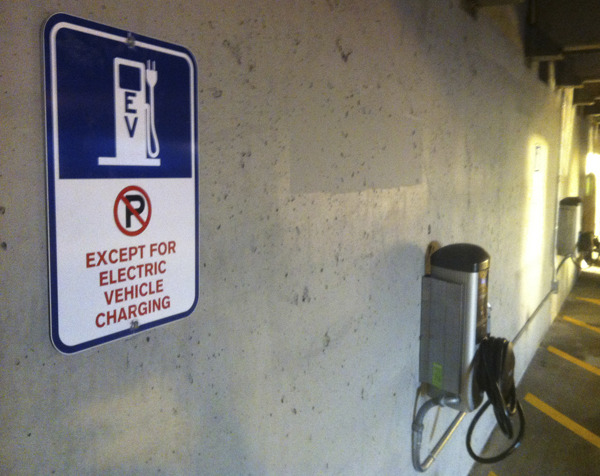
[0,1,586,475]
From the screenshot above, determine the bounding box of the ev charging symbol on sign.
[114,185,152,236]
[99,58,161,167]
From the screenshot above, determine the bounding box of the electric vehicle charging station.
[420,244,489,412]
[413,244,525,471]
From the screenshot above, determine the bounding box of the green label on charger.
[432,362,443,388]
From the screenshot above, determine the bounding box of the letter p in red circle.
[114,185,152,236]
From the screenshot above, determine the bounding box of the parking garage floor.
[469,270,600,476]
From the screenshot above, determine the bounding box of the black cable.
[466,336,525,464]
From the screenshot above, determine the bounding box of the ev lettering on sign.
[43,13,199,353]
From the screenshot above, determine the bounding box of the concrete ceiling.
[465,0,600,122]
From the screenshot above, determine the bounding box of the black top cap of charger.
[559,197,581,207]
[431,243,490,272]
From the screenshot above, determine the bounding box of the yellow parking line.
[575,296,600,306]
[524,393,600,449]
[547,346,600,376]
[563,315,600,335]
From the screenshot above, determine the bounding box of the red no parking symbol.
[114,185,152,236]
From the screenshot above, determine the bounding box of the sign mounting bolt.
[127,32,136,48]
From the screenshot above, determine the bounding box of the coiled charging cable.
[466,336,525,463]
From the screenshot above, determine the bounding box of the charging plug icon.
[99,57,160,167]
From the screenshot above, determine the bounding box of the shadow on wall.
[289,112,424,194]
[368,241,426,368]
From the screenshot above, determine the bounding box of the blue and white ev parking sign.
[43,14,198,353]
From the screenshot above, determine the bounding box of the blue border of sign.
[43,13,199,354]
